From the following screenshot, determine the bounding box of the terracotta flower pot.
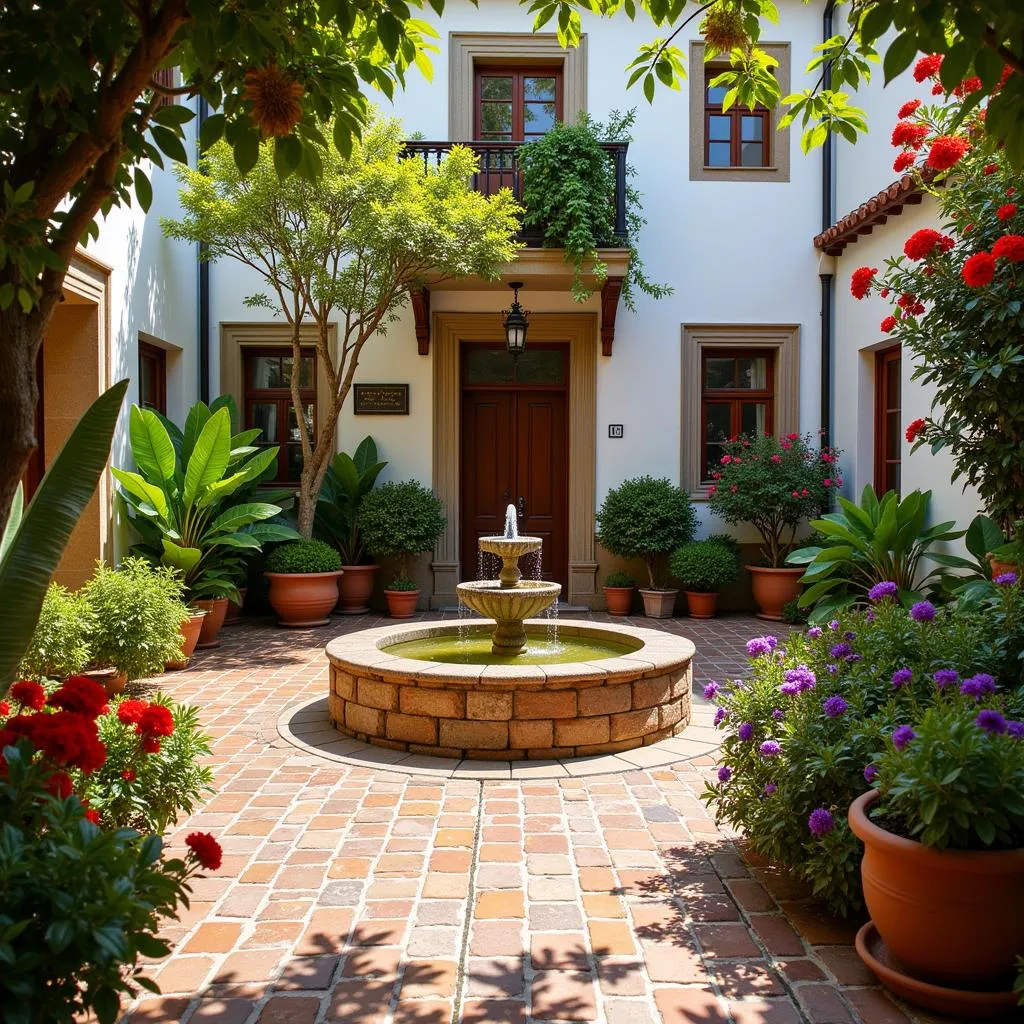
[849,789,1024,987]
[988,554,1021,579]
[747,566,803,621]
[193,597,229,648]
[80,666,128,697]
[336,564,379,615]
[167,610,206,670]
[384,588,420,619]
[265,571,343,627]
[685,591,719,619]
[639,588,678,618]
[602,586,635,616]
[223,587,248,625]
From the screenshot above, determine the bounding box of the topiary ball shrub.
[265,539,342,574]
[604,570,636,588]
[596,476,697,589]
[670,540,740,593]
[358,481,447,574]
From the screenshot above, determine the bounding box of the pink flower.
[730,484,738,493]
[801,488,809,497]
[770,454,781,464]
[720,455,732,465]
[823,479,832,487]
[781,442,792,450]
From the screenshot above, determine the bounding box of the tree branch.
[982,28,1024,76]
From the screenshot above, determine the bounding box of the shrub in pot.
[602,570,636,616]
[669,538,740,618]
[264,539,343,627]
[596,476,696,618]
[358,481,447,618]
[708,432,842,620]
[19,583,95,680]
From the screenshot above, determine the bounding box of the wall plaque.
[353,383,409,415]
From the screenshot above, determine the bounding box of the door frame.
[431,312,599,608]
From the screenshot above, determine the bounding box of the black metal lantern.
[503,281,528,359]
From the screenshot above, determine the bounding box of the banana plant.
[786,486,968,624]
[115,401,299,603]
[315,436,388,565]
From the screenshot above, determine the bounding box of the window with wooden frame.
[704,66,771,168]
[243,347,317,485]
[151,67,179,107]
[874,346,902,496]
[701,349,774,480]
[138,341,167,415]
[474,66,563,142]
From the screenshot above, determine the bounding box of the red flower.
[931,83,944,96]
[962,252,996,288]
[897,293,916,308]
[0,701,8,717]
[729,484,738,493]
[801,488,809,497]
[770,454,781,464]
[823,479,832,487]
[142,737,161,754]
[880,288,890,298]
[953,76,982,97]
[137,704,174,739]
[720,454,732,465]
[893,151,916,173]
[122,769,137,781]
[891,121,928,150]
[850,266,877,299]
[786,433,800,440]
[11,681,46,711]
[186,831,223,871]
[84,809,101,825]
[897,99,921,119]
[926,136,970,171]
[993,235,1024,262]
[997,203,1017,221]
[116,699,147,726]
[903,229,948,261]
[984,163,998,175]
[6,711,106,774]
[49,676,108,718]
[997,65,1014,91]
[880,316,898,334]
[905,418,926,442]
[1009,187,1017,196]
[45,770,74,800]
[707,485,717,495]
[913,54,943,82]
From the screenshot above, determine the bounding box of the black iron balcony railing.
[402,140,629,245]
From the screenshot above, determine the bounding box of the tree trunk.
[297,486,317,540]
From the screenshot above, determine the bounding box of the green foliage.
[874,700,1024,851]
[707,433,842,568]
[0,381,128,692]
[780,598,809,625]
[316,436,388,564]
[670,539,740,593]
[990,519,1024,567]
[265,539,342,575]
[386,574,420,592]
[358,481,447,574]
[518,110,670,310]
[82,559,188,682]
[77,697,214,836]
[604,571,636,588]
[596,476,697,589]
[0,740,192,1024]
[19,583,95,680]
[787,486,967,624]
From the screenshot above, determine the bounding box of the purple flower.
[717,765,733,782]
[784,665,816,692]
[863,764,878,783]
[910,600,936,622]
[737,721,755,742]
[892,725,916,751]
[759,740,782,757]
[823,695,848,718]
[746,636,779,658]
[703,682,720,700]
[808,807,835,837]
[846,653,862,664]
[771,708,785,721]
[807,626,823,638]
[994,571,1017,587]
[1008,722,1024,740]
[762,783,778,796]
[828,619,840,630]
[843,630,857,641]
[961,673,998,700]
[868,581,898,603]
[830,643,851,659]
[826,663,839,675]
[891,668,913,689]
[780,681,800,696]
[933,669,959,690]
[866,609,876,623]
[714,707,728,727]
[976,709,1008,734]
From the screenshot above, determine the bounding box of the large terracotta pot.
[602,586,635,616]
[223,587,248,625]
[639,588,678,618]
[336,564,379,615]
[80,667,127,697]
[685,591,719,619]
[193,597,229,648]
[265,571,343,627]
[747,566,803,621]
[384,588,420,619]
[167,610,206,670]
[849,789,1024,986]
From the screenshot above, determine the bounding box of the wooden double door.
[460,344,569,589]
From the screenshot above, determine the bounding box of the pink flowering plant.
[850,64,1024,537]
[706,433,842,568]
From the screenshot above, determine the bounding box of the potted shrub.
[602,571,636,616]
[849,700,1024,1013]
[596,476,697,618]
[988,520,1024,579]
[264,539,343,627]
[708,432,842,620]
[358,481,447,618]
[316,436,388,614]
[669,538,740,618]
[19,582,95,680]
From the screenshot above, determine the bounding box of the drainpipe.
[819,0,837,447]
[197,96,211,403]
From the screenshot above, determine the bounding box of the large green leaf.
[210,502,283,533]
[210,393,240,433]
[0,483,24,563]
[181,401,211,468]
[129,405,176,488]
[111,468,168,519]
[184,407,232,507]
[161,538,202,574]
[965,514,1005,565]
[0,379,128,689]
[242,521,302,543]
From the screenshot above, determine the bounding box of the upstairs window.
[704,66,771,168]
[474,67,563,142]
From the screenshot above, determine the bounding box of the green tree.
[163,117,520,536]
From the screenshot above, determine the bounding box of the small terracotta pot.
[223,587,248,625]
[265,571,343,627]
[167,610,206,670]
[603,586,635,616]
[849,789,1024,987]
[747,566,803,621]
[193,597,229,648]
[988,555,1021,579]
[80,666,128,697]
[685,591,719,619]
[385,588,420,619]
[336,564,379,615]
[639,588,678,618]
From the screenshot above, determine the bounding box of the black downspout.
[819,0,837,448]
[197,96,211,404]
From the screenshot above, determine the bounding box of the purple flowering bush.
[703,585,1024,915]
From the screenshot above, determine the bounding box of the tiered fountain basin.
[325,619,695,760]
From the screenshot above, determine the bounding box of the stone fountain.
[455,505,561,654]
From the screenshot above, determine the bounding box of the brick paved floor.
[124,612,967,1024]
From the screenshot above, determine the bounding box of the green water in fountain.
[383,633,639,665]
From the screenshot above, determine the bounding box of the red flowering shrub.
[926,135,970,170]
[891,121,928,149]
[905,418,926,443]
[913,54,943,82]
[880,316,897,333]
[10,680,46,710]
[893,151,916,173]
[897,99,921,119]
[850,266,876,299]
[993,235,1024,262]
[953,76,982,97]
[48,675,108,718]
[903,229,945,261]
[138,703,174,738]
[984,163,998,175]
[186,831,223,871]
[997,203,1017,221]
[962,252,995,287]
[116,698,147,725]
